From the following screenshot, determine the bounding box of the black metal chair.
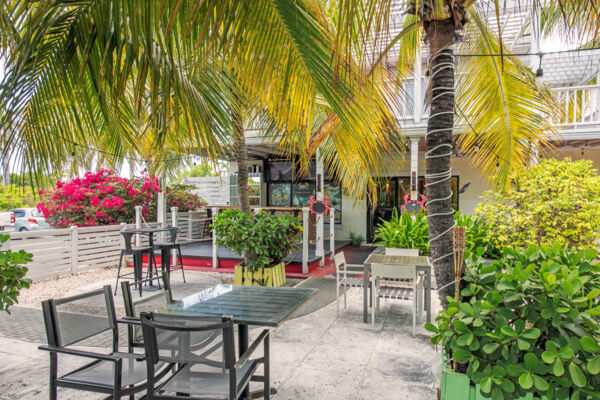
[115,230,160,296]
[121,272,174,353]
[39,285,170,400]
[140,312,271,400]
[153,227,186,282]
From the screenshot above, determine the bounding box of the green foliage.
[212,209,302,271]
[476,158,600,251]
[348,230,364,247]
[426,244,600,399]
[373,209,430,255]
[0,235,33,313]
[0,184,39,210]
[177,164,215,180]
[455,212,502,259]
[373,210,500,258]
[166,184,206,211]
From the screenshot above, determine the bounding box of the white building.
[221,2,600,242]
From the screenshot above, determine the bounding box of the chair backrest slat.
[371,263,416,282]
[384,248,419,256]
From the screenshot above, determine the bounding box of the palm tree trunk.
[233,114,251,215]
[425,20,456,308]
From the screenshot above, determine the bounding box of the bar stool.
[115,231,160,296]
[153,227,186,282]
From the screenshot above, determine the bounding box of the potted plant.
[426,244,600,400]
[212,209,302,286]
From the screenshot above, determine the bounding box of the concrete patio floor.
[0,272,441,400]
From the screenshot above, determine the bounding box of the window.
[230,174,262,206]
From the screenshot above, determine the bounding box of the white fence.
[7,211,211,281]
[6,207,334,281]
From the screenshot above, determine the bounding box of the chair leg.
[134,253,142,297]
[114,252,124,295]
[343,286,347,309]
[152,252,161,289]
[371,286,376,328]
[49,353,57,400]
[177,246,186,283]
[336,283,340,317]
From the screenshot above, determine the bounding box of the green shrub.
[476,158,600,250]
[0,184,39,210]
[373,209,430,255]
[427,244,600,399]
[455,212,502,259]
[0,235,33,312]
[348,230,364,247]
[212,209,302,271]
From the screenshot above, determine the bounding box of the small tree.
[476,158,600,250]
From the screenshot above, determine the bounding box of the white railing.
[392,75,600,134]
[553,84,600,129]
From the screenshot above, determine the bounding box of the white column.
[315,149,324,264]
[157,183,166,227]
[135,205,142,246]
[329,208,335,256]
[410,137,419,200]
[302,207,309,274]
[413,46,423,124]
[212,207,219,269]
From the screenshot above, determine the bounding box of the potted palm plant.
[212,209,302,286]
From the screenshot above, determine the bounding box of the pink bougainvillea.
[37,170,205,228]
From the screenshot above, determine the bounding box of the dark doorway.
[366,176,459,242]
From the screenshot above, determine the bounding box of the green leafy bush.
[455,212,502,259]
[348,230,364,247]
[373,209,430,254]
[373,210,499,258]
[476,158,600,250]
[427,244,600,399]
[0,184,39,210]
[0,234,33,312]
[212,209,302,271]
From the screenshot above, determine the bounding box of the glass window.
[324,182,342,224]
[268,183,292,207]
[31,210,43,217]
[292,182,315,207]
[266,162,294,181]
[11,210,25,218]
[230,174,262,207]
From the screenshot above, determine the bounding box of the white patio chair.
[335,251,367,317]
[371,263,424,337]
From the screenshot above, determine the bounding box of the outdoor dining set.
[36,235,432,399]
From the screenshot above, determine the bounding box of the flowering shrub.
[38,170,206,228]
[166,184,206,211]
[37,169,159,227]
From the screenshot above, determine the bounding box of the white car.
[0,211,15,231]
[11,208,51,231]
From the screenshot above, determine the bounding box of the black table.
[363,253,432,323]
[123,227,172,288]
[161,284,318,399]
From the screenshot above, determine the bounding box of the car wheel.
[19,227,28,232]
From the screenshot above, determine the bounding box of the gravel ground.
[17,266,235,309]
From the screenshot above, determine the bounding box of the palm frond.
[455,7,562,189]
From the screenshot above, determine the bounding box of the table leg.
[134,253,142,297]
[239,324,250,399]
[363,263,369,323]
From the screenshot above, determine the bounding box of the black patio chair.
[121,271,173,353]
[140,312,271,400]
[153,227,186,282]
[115,230,161,296]
[39,285,170,400]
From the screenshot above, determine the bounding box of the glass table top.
[159,284,318,327]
